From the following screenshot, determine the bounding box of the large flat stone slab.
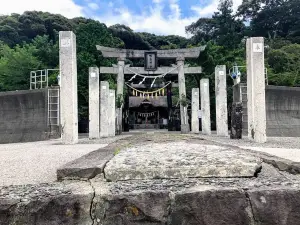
[57,147,114,180]
[104,142,261,181]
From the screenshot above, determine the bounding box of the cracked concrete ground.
[1,132,300,225]
[0,135,129,186]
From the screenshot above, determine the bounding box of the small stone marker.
[192,88,199,134]
[89,67,100,139]
[200,79,211,135]
[100,81,109,137]
[108,90,116,136]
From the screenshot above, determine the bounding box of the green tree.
[186,0,245,49]
[0,42,41,91]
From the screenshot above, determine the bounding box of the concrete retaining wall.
[233,84,300,137]
[0,89,49,143]
[266,85,300,137]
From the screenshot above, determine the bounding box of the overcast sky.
[0,0,243,36]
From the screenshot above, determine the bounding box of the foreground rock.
[0,182,93,225]
[104,142,262,181]
[2,134,300,225]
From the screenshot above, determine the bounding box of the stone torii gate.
[97,46,205,134]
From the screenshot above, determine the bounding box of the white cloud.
[108,2,114,7]
[192,0,243,17]
[0,0,244,36]
[88,2,99,11]
[95,0,243,36]
[0,0,83,18]
[96,0,197,37]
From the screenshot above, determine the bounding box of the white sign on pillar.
[253,43,263,53]
[247,37,266,143]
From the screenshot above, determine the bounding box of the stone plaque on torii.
[96,45,205,134]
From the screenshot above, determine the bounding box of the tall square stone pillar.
[100,81,109,137]
[116,59,125,135]
[191,88,200,134]
[200,78,211,135]
[215,65,228,136]
[89,67,100,139]
[108,89,116,136]
[59,31,78,144]
[177,57,189,133]
[246,37,267,143]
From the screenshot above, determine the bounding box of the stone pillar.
[59,31,78,144]
[116,59,125,134]
[177,57,189,133]
[246,37,266,143]
[100,81,109,137]
[191,88,200,134]
[215,65,228,136]
[200,78,211,135]
[108,89,116,136]
[89,67,100,139]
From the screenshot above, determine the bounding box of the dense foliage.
[0,0,299,119]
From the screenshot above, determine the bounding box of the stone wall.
[0,89,49,143]
[233,84,300,137]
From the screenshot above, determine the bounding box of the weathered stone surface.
[57,148,114,180]
[248,188,300,225]
[170,186,252,225]
[93,189,170,225]
[0,182,93,225]
[104,142,262,181]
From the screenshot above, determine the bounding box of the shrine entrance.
[129,99,162,130]
[97,46,205,134]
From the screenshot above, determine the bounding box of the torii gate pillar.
[116,58,125,135]
[177,57,189,133]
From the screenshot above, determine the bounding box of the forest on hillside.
[0,0,299,119]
